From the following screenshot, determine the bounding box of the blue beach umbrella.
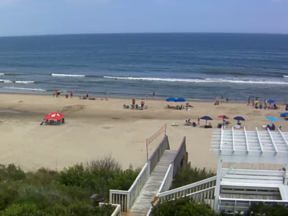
[200,116,213,120]
[266,116,279,122]
[176,97,186,102]
[234,116,245,121]
[234,116,245,125]
[268,99,275,104]
[166,97,176,102]
[280,112,288,117]
[200,116,213,125]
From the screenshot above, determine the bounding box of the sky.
[0,0,287,36]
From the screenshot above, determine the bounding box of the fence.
[148,135,170,174]
[172,136,186,177]
[218,197,288,212]
[156,176,217,203]
[109,162,150,211]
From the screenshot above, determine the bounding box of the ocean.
[0,33,288,101]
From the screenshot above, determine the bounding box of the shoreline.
[0,92,253,104]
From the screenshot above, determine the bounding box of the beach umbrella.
[234,116,245,121]
[268,99,275,104]
[166,97,176,102]
[176,97,186,102]
[218,115,229,119]
[266,116,279,122]
[234,116,245,125]
[200,116,213,125]
[218,115,229,129]
[280,112,288,117]
[44,112,65,121]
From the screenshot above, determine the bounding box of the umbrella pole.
[206,120,207,126]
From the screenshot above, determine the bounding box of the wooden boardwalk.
[129,150,178,216]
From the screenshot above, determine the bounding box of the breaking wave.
[51,73,86,77]
[0,79,13,83]
[3,87,46,92]
[15,81,35,84]
[0,80,36,84]
[103,76,288,85]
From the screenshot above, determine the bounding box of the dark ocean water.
[0,33,288,101]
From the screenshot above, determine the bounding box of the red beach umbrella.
[44,112,64,121]
[218,115,229,119]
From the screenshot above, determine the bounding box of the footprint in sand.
[59,105,85,114]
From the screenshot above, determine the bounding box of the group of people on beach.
[214,96,229,105]
[248,97,278,110]
[123,98,147,110]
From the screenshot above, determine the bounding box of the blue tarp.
[280,112,288,117]
[266,116,279,122]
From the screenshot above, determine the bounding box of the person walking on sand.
[132,98,135,106]
[70,91,73,98]
[141,99,145,109]
[86,92,89,98]
[153,91,155,97]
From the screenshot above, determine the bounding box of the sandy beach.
[0,93,286,172]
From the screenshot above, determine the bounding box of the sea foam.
[103,76,288,85]
[51,73,86,77]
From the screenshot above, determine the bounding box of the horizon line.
[1,31,288,38]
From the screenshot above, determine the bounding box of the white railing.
[158,164,174,194]
[99,203,121,216]
[109,162,150,211]
[157,176,217,203]
[128,162,150,207]
[147,187,216,216]
[218,197,288,212]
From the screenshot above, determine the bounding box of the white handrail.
[158,176,217,197]
[169,186,216,201]
[158,164,173,194]
[219,197,288,203]
[128,163,149,192]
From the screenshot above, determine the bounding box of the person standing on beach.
[70,91,73,98]
[141,99,145,109]
[153,91,155,97]
[247,97,250,106]
[53,91,56,97]
[86,92,89,98]
[132,98,135,106]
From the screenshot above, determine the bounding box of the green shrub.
[0,155,138,216]
[172,166,215,188]
[152,198,219,216]
[247,203,288,216]
[0,164,26,182]
[0,203,39,216]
